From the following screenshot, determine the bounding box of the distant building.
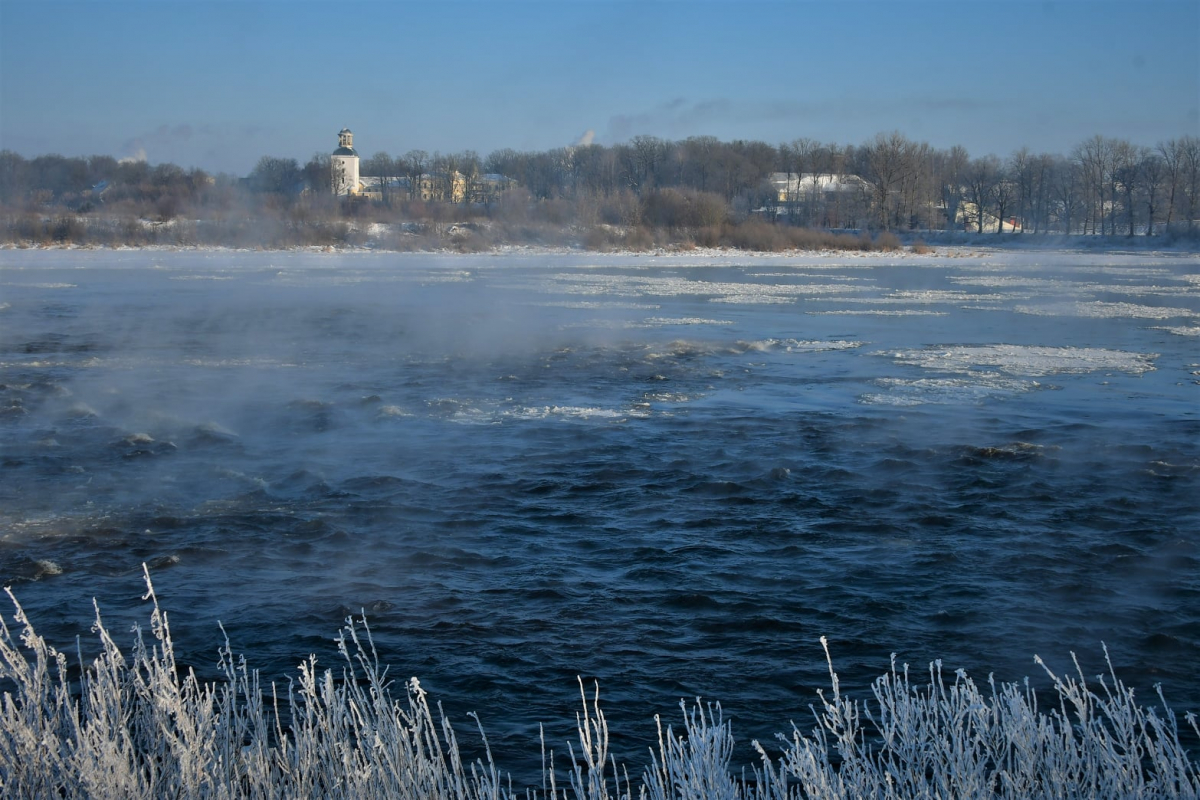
[769,172,873,203]
[766,172,873,228]
[331,128,516,203]
[331,128,360,196]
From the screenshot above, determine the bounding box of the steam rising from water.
[1,248,1197,775]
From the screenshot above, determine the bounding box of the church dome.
[334,128,358,157]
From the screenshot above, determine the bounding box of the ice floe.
[861,376,1040,406]
[877,344,1157,376]
[1154,325,1200,337]
[1014,301,1195,319]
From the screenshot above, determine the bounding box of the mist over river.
[2,247,1198,777]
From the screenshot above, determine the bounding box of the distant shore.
[3,227,1198,258]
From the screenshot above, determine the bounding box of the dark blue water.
[2,248,1198,777]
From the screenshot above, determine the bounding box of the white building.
[769,172,873,202]
[331,128,360,196]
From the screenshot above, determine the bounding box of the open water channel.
[1,247,1198,778]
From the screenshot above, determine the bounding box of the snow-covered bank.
[4,231,1198,261]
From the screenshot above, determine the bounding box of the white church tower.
[331,128,360,196]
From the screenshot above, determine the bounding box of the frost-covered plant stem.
[1,573,1197,799]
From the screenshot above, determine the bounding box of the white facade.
[331,128,361,196]
[769,172,873,200]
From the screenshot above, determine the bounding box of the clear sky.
[1,0,1196,176]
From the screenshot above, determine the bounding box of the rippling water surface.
[2,248,1198,776]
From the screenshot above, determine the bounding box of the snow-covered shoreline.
[3,235,1199,261]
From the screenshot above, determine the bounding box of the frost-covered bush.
[2,570,1197,799]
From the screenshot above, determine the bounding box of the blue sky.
[1,0,1196,176]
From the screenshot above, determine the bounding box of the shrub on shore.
[2,571,1197,798]
[2,202,917,254]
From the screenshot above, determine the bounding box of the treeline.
[2,131,1198,252]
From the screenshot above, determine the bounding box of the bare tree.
[1028,153,1056,234]
[249,156,301,197]
[990,163,1018,234]
[1010,148,1036,233]
[627,135,666,195]
[1182,135,1200,232]
[1049,156,1083,234]
[363,152,399,206]
[781,138,821,225]
[403,149,429,201]
[571,143,620,197]
[679,136,721,195]
[1111,140,1142,236]
[455,150,482,204]
[1139,149,1165,236]
[303,153,332,195]
[1073,135,1111,234]
[1159,138,1186,229]
[966,156,1001,233]
[862,132,920,230]
[932,146,968,231]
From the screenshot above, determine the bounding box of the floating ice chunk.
[544,272,870,303]
[879,344,1156,376]
[1015,301,1195,319]
[532,300,661,309]
[809,309,948,316]
[0,282,77,289]
[1086,266,1179,277]
[735,339,865,353]
[641,391,700,403]
[1154,325,1200,337]
[709,293,795,304]
[638,317,735,326]
[861,375,1040,405]
[509,405,644,421]
[827,289,1013,305]
[948,275,1077,288]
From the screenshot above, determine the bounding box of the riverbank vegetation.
[1,132,1198,252]
[2,572,1197,798]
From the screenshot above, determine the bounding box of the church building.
[329,127,517,203]
[331,128,360,196]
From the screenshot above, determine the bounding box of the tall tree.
[249,156,301,197]
[862,132,919,230]
[1073,135,1111,234]
[1181,136,1200,232]
[989,162,1017,234]
[0,150,28,205]
[1139,149,1165,236]
[966,156,1001,233]
[362,152,400,206]
[403,150,429,201]
[1111,139,1141,236]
